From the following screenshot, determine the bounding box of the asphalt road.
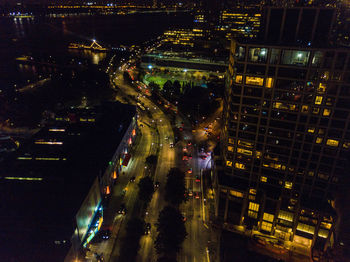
[92,56,212,262]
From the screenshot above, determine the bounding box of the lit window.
[285,181,293,189]
[326,139,339,147]
[263,213,274,222]
[278,210,293,222]
[320,222,332,230]
[261,221,272,232]
[260,176,267,182]
[235,75,243,83]
[289,104,297,111]
[318,229,329,239]
[281,50,310,66]
[323,108,331,116]
[343,142,350,149]
[249,188,257,195]
[249,202,259,211]
[308,171,314,177]
[237,148,253,156]
[326,98,333,106]
[245,76,264,86]
[235,162,246,169]
[315,96,323,105]
[316,137,323,144]
[228,138,234,144]
[301,105,309,113]
[227,146,234,152]
[230,190,243,198]
[308,128,315,133]
[265,77,273,88]
[318,173,329,180]
[297,222,315,235]
[248,47,268,63]
[238,140,254,148]
[317,83,326,93]
[312,107,320,114]
[248,211,258,219]
[255,151,262,159]
[321,71,330,81]
[318,129,325,135]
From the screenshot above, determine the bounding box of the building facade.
[215,6,350,252]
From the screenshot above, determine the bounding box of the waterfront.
[0,12,192,127]
[0,11,192,262]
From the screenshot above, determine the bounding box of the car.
[118,204,127,215]
[195,175,201,182]
[154,181,160,188]
[188,190,193,197]
[183,147,187,152]
[144,223,151,235]
[200,155,207,160]
[194,192,200,199]
[130,176,136,182]
[169,142,174,148]
[100,229,111,240]
[187,168,193,174]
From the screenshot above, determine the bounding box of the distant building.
[216,5,350,256]
[0,102,137,262]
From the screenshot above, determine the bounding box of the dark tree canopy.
[138,176,155,203]
[164,168,187,206]
[145,154,158,166]
[119,218,145,262]
[155,206,187,256]
[157,256,178,262]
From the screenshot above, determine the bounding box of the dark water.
[0,12,192,262]
[0,12,192,127]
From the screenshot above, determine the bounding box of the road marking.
[206,247,210,262]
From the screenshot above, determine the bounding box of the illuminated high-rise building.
[216,6,350,253]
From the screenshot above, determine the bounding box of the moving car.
[130,176,136,182]
[144,223,151,235]
[118,203,127,215]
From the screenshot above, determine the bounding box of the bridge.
[68,40,108,52]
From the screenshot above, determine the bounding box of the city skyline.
[0,1,349,261]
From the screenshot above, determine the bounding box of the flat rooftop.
[0,101,136,262]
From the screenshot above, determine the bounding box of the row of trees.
[118,157,158,261]
[155,168,188,262]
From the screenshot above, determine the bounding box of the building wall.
[216,39,350,248]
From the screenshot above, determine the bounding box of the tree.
[163,80,173,93]
[155,206,187,256]
[149,81,160,93]
[173,80,182,96]
[157,256,177,262]
[123,71,132,82]
[164,168,187,206]
[146,154,158,166]
[119,218,145,262]
[138,176,155,203]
